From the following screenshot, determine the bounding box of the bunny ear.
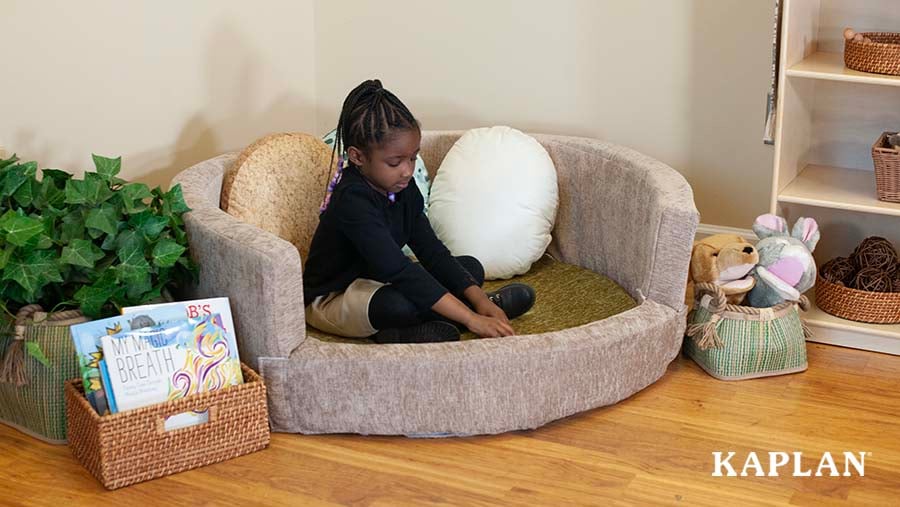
[791,217,820,252]
[753,214,788,240]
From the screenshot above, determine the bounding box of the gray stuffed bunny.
[746,214,820,308]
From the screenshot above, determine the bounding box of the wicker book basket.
[844,32,900,76]
[66,363,270,490]
[872,132,900,203]
[815,274,900,324]
[685,283,809,381]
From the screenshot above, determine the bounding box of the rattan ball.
[852,236,898,273]
[821,257,857,286]
[892,265,900,292]
[853,267,894,293]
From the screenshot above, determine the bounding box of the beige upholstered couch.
[172,131,699,436]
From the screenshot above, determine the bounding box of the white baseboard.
[695,223,755,242]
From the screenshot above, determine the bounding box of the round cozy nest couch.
[172,131,699,437]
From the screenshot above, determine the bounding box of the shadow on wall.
[687,0,775,228]
[24,20,315,191]
[137,22,314,190]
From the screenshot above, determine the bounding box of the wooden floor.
[2,343,898,506]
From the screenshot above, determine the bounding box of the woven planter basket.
[66,362,270,490]
[0,304,88,444]
[685,283,809,381]
[844,32,900,76]
[872,132,900,203]
[815,274,900,324]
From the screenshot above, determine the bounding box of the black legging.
[368,255,485,331]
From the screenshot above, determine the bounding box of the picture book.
[122,297,238,358]
[70,306,185,415]
[100,313,243,413]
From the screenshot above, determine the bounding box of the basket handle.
[0,305,87,385]
[0,304,46,385]
[155,404,218,435]
[687,283,726,350]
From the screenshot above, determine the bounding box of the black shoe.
[487,283,536,320]
[372,321,461,344]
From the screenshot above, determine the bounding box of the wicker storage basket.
[0,305,88,444]
[685,283,809,381]
[844,32,900,76]
[872,132,900,203]
[66,362,270,490]
[815,274,900,324]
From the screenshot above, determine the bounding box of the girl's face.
[347,129,421,195]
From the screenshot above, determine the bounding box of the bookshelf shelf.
[773,0,900,355]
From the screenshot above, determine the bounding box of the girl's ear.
[752,213,788,240]
[347,146,366,167]
[791,217,820,252]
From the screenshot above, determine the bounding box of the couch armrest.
[540,136,699,310]
[173,155,306,369]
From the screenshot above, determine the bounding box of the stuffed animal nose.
[743,247,755,254]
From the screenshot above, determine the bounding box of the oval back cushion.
[428,126,559,279]
[221,133,336,260]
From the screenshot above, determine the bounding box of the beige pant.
[305,278,386,338]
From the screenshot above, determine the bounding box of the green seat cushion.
[307,255,637,343]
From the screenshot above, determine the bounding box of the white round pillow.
[428,126,558,279]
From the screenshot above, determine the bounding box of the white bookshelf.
[773,0,900,355]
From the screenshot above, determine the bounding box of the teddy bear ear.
[791,217,820,252]
[753,214,788,240]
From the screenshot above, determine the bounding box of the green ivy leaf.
[12,178,37,208]
[114,228,144,252]
[73,285,109,318]
[64,178,92,205]
[24,233,53,250]
[152,238,185,268]
[0,154,19,170]
[85,204,118,236]
[116,242,150,283]
[38,177,66,209]
[161,184,190,216]
[2,250,62,299]
[125,274,153,301]
[0,246,13,269]
[41,168,72,183]
[1,214,44,247]
[172,224,187,244]
[1,164,29,197]
[120,182,152,214]
[25,341,51,368]
[129,210,168,239]
[60,212,86,244]
[60,239,105,268]
[64,173,112,206]
[92,154,121,182]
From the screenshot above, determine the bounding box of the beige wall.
[2,1,774,228]
[315,0,776,228]
[0,0,317,189]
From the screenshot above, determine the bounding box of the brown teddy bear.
[686,234,759,306]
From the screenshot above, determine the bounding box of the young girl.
[303,79,536,343]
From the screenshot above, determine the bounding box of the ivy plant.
[0,153,197,318]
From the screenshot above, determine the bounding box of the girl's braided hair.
[320,79,419,213]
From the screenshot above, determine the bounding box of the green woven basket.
[685,283,809,381]
[0,305,87,444]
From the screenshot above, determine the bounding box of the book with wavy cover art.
[100,313,243,413]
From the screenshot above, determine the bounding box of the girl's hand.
[465,314,515,338]
[474,300,509,324]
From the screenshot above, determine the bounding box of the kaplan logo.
[711,452,868,477]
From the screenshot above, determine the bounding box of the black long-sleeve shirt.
[302,165,476,311]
